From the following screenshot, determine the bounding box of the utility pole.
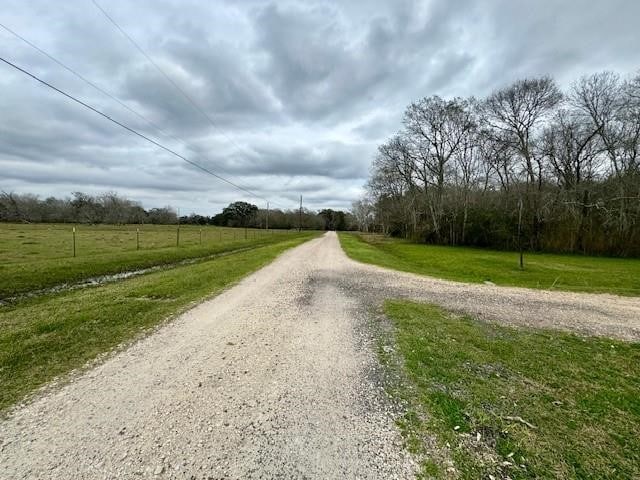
[266,201,269,231]
[298,195,302,232]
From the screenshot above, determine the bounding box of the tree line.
[358,70,640,256]
[0,192,357,231]
[202,201,355,230]
[1,191,177,224]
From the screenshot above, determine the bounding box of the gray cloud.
[1,0,639,214]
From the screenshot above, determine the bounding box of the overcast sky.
[1,0,638,214]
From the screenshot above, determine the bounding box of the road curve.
[2,232,639,479]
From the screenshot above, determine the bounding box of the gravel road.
[2,232,639,479]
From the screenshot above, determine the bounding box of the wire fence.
[0,224,294,262]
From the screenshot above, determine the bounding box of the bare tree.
[543,109,602,190]
[571,72,640,247]
[370,136,418,237]
[403,96,475,241]
[351,199,375,232]
[542,109,603,251]
[483,77,562,187]
[483,77,562,248]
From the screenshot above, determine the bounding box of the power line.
[89,2,291,210]
[0,22,162,136]
[90,0,258,163]
[0,55,269,202]
[0,21,277,206]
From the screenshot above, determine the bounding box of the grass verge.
[339,233,640,296]
[383,300,640,479]
[0,233,315,412]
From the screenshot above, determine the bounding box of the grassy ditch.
[0,233,315,412]
[339,233,640,296]
[382,300,640,479]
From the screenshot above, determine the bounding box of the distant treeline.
[0,191,357,231]
[357,70,640,256]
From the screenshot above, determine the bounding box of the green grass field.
[382,301,640,479]
[0,232,316,412]
[0,223,296,298]
[339,233,640,296]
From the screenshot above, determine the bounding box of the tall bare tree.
[403,96,475,240]
[483,77,562,247]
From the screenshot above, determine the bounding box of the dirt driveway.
[1,232,638,479]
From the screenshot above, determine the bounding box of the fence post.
[136,228,140,250]
[199,228,202,245]
[72,226,76,257]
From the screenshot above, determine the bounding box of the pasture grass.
[0,233,315,412]
[382,300,640,479]
[0,223,296,298]
[339,233,640,296]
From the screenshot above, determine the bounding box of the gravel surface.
[2,232,639,479]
